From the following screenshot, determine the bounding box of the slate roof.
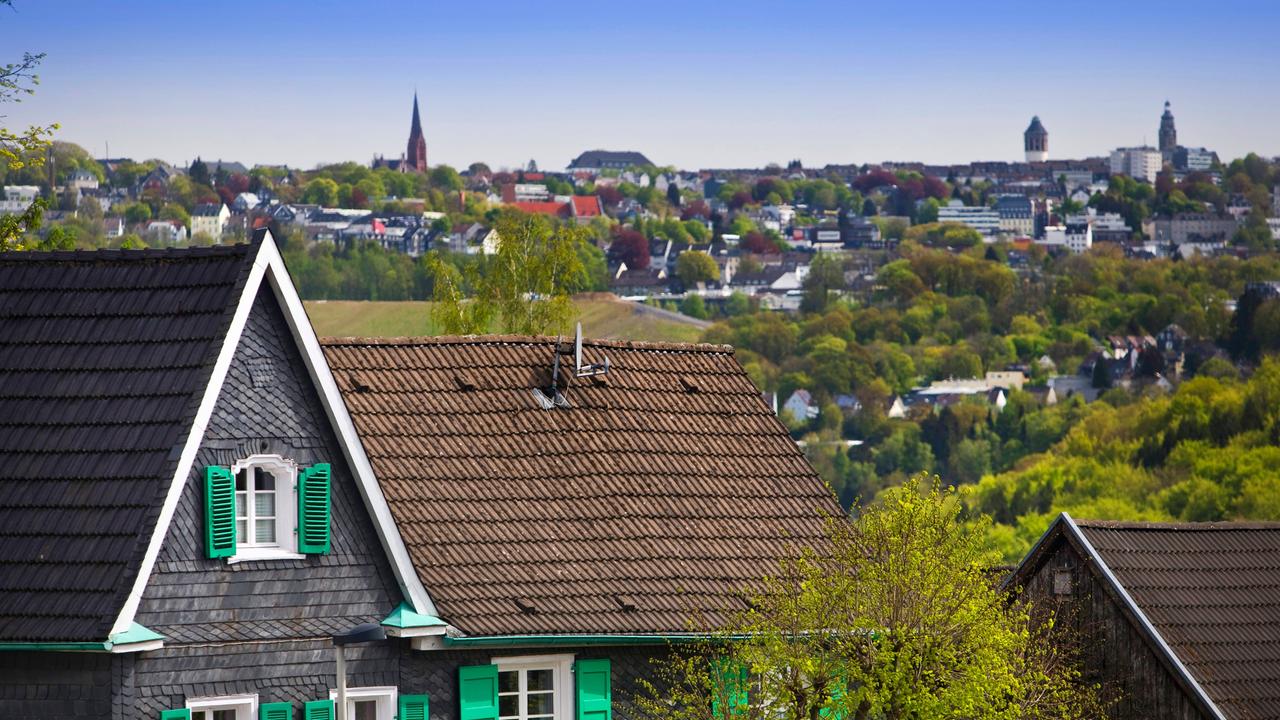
[321,336,838,637]
[1075,520,1280,720]
[567,150,653,170]
[0,244,255,642]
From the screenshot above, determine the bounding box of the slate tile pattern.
[322,335,840,637]
[0,245,254,642]
[1077,521,1280,720]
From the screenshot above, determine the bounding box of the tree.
[427,212,587,335]
[667,182,682,208]
[675,250,720,287]
[635,479,1101,720]
[430,164,464,192]
[123,202,152,225]
[680,293,708,319]
[189,156,210,187]
[609,228,650,269]
[302,177,340,206]
[0,42,57,248]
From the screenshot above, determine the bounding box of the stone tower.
[1159,101,1177,154]
[404,93,428,173]
[1024,116,1048,163]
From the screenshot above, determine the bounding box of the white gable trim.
[1061,514,1225,720]
[109,232,436,638]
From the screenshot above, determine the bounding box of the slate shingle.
[0,244,255,642]
[321,335,840,637]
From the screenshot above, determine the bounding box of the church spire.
[405,92,427,173]
[411,92,423,135]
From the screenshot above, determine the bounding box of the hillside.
[304,293,708,343]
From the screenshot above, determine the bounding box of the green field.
[304,294,708,343]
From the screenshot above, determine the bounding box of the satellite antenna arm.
[572,322,610,378]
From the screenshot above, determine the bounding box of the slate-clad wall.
[400,645,668,720]
[0,651,114,719]
[1024,538,1208,720]
[128,285,404,718]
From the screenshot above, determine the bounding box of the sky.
[2,0,1278,173]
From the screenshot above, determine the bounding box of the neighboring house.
[232,192,261,212]
[1145,213,1239,246]
[102,215,125,238]
[191,202,231,239]
[834,394,862,415]
[887,395,907,419]
[145,220,189,244]
[782,389,820,423]
[1010,515,1280,720]
[0,235,430,719]
[68,168,100,191]
[565,150,653,174]
[994,195,1034,236]
[0,185,39,215]
[321,335,839,720]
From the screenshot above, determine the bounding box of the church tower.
[1024,116,1048,162]
[404,93,428,173]
[1159,101,1177,154]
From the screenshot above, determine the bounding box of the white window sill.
[227,548,307,564]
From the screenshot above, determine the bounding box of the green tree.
[675,250,721,287]
[302,177,340,206]
[0,45,57,248]
[430,164,464,192]
[427,212,587,335]
[189,156,210,186]
[680,293,708,319]
[123,202,152,225]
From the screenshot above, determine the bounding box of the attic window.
[1053,570,1073,595]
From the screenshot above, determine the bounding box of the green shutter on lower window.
[710,657,749,719]
[159,710,190,720]
[575,658,612,720]
[259,702,292,720]
[297,463,331,554]
[398,694,429,720]
[303,699,334,720]
[204,466,236,558]
[458,664,499,720]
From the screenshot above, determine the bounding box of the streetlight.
[332,623,387,720]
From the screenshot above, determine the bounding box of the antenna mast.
[573,322,610,378]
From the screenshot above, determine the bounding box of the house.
[232,193,261,213]
[782,389,820,423]
[0,236,427,719]
[566,150,653,174]
[886,395,907,419]
[191,202,230,240]
[102,215,125,238]
[0,235,840,720]
[321,335,839,718]
[145,219,189,244]
[1010,515,1280,720]
[0,185,39,215]
[68,168,100,191]
[834,394,862,415]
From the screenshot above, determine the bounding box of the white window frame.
[228,454,304,563]
[187,693,258,720]
[492,653,574,720]
[328,685,398,720]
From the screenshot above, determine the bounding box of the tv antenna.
[573,322,610,378]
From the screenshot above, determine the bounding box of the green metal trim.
[109,622,164,645]
[382,601,447,629]
[0,641,109,651]
[442,633,738,648]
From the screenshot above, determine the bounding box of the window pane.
[498,670,518,693]
[236,520,247,541]
[255,490,275,518]
[527,692,554,717]
[193,712,208,720]
[235,470,247,491]
[255,518,276,543]
[213,711,237,720]
[353,700,377,720]
[527,668,554,692]
[499,693,518,718]
[256,467,275,491]
[235,492,246,519]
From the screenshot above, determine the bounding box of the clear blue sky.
[2,0,1277,172]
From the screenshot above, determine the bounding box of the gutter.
[439,633,739,649]
[0,622,164,654]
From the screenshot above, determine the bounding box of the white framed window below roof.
[229,454,304,562]
[328,686,398,720]
[492,653,574,720]
[187,693,258,720]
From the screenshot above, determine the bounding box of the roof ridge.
[1074,519,1280,530]
[0,242,255,263]
[319,334,734,354]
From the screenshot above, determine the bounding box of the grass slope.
[304,295,707,344]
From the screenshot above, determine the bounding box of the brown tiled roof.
[1076,520,1280,720]
[321,335,838,637]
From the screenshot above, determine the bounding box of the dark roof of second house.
[567,150,653,169]
[322,336,839,638]
[1016,515,1280,720]
[0,244,256,642]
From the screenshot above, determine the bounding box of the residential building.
[0,235,838,720]
[102,216,124,238]
[0,185,39,215]
[1145,213,1238,245]
[1085,211,1134,243]
[1010,515,1280,720]
[782,389,820,423]
[938,200,1001,238]
[191,202,230,239]
[994,195,1034,236]
[145,220,188,244]
[68,168,100,191]
[1110,147,1163,183]
[232,192,261,212]
[566,150,653,174]
[1173,146,1216,172]
[844,216,883,248]
[1024,116,1048,162]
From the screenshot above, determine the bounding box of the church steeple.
[405,92,427,173]
[1159,100,1177,154]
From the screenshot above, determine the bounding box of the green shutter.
[575,658,612,720]
[204,466,236,558]
[398,694,429,720]
[459,664,499,720]
[297,463,331,554]
[159,711,190,720]
[710,657,749,719]
[303,700,334,720]
[260,702,292,720]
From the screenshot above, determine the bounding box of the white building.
[0,185,40,215]
[1040,221,1092,254]
[145,220,189,245]
[191,203,230,240]
[938,200,1001,238]
[1110,147,1163,183]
